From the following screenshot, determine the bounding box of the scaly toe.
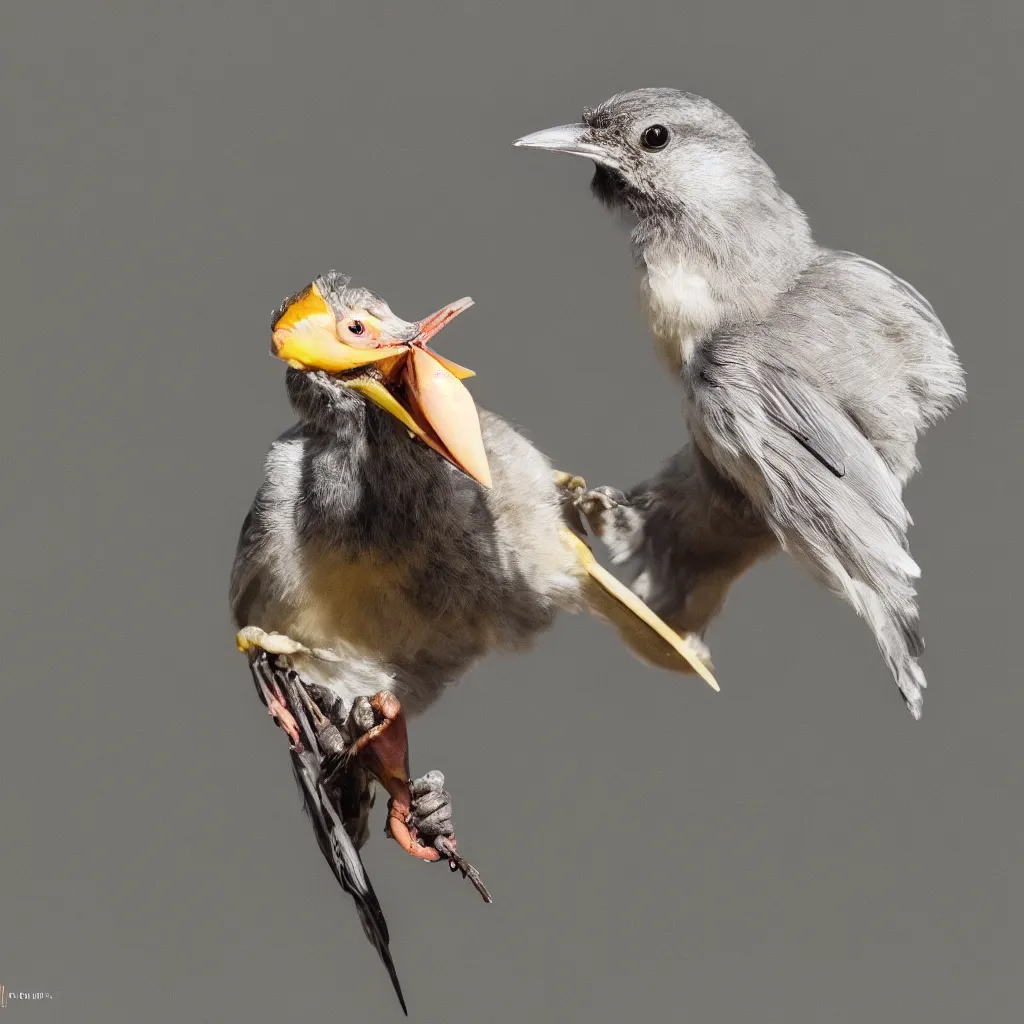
[236,625,310,656]
[553,470,587,493]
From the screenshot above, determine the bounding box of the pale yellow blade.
[427,351,476,379]
[560,527,720,691]
[343,374,480,474]
[406,348,492,488]
[343,376,433,441]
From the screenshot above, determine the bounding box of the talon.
[236,625,310,656]
[578,485,627,516]
[554,470,587,494]
[348,693,492,896]
[436,836,492,903]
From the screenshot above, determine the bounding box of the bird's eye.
[640,124,670,150]
[346,321,364,336]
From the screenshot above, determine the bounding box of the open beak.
[513,123,618,167]
[270,286,492,489]
[402,296,491,489]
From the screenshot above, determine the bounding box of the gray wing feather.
[761,365,848,479]
[696,350,929,714]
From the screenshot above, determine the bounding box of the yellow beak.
[271,282,400,374]
[270,283,492,488]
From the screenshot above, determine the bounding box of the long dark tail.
[249,653,408,1014]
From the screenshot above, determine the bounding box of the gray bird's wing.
[698,355,916,591]
[761,365,847,479]
[248,651,407,1015]
[694,348,928,713]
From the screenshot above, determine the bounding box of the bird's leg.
[576,485,647,565]
[346,692,491,902]
[554,470,593,538]
[346,693,438,864]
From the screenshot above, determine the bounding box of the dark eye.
[640,124,669,150]
[347,321,364,336]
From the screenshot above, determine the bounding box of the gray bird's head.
[269,271,491,486]
[515,89,815,318]
[516,89,760,221]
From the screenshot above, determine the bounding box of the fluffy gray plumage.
[230,271,700,1009]
[517,88,965,718]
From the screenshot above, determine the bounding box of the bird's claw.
[407,770,455,843]
[435,835,492,903]
[237,624,310,656]
[405,771,492,903]
[576,484,628,517]
[575,486,645,565]
[553,470,587,496]
[345,696,491,899]
[235,625,344,663]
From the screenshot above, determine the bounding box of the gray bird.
[516,89,965,719]
[229,271,716,1013]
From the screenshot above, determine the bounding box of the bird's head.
[515,88,767,225]
[516,89,816,320]
[271,271,491,487]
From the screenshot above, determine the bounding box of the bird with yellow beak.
[230,271,717,1014]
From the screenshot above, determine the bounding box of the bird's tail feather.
[851,581,927,719]
[250,653,408,1015]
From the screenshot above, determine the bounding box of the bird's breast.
[640,263,719,375]
[283,547,425,657]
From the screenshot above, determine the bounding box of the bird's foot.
[408,771,491,903]
[554,471,592,537]
[236,625,344,663]
[576,485,646,565]
[347,692,491,902]
[237,624,311,657]
[553,470,587,495]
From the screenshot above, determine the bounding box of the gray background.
[1,1,1018,1021]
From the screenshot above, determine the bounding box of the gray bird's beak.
[513,124,618,167]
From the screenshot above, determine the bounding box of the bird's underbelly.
[275,543,562,686]
[286,551,436,662]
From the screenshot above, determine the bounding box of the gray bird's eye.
[640,124,670,150]
[347,321,364,336]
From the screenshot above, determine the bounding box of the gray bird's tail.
[851,582,927,718]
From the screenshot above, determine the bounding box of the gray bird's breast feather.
[231,408,579,710]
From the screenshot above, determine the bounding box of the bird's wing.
[558,497,718,688]
[248,652,407,1015]
[761,367,847,479]
[229,505,267,627]
[699,355,920,623]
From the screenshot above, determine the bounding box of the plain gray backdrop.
[2,1,1018,1021]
